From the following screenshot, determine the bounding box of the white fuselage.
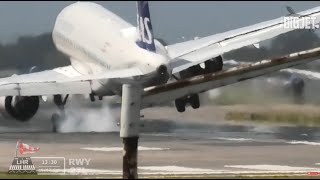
[52,2,170,96]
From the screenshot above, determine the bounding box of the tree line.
[0,29,319,75]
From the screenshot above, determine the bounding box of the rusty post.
[120,84,141,179]
[123,137,138,179]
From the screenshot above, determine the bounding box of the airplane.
[223,59,306,103]
[0,1,320,124]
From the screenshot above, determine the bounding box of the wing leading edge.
[168,6,320,74]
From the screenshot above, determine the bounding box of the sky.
[0,1,319,45]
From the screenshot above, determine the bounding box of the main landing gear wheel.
[189,94,200,109]
[51,94,69,133]
[175,94,200,113]
[175,98,186,112]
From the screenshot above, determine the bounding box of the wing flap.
[142,47,320,108]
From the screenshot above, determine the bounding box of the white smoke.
[207,89,221,99]
[56,95,120,133]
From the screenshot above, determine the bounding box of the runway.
[1,105,320,177]
[1,131,320,177]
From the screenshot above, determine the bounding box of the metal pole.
[120,84,142,179]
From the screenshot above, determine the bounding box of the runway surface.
[0,105,320,177]
[1,130,320,177]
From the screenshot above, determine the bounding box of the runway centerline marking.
[214,137,254,141]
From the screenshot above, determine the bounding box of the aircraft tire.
[175,98,186,112]
[189,94,200,109]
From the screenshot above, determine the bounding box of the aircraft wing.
[142,47,320,108]
[168,6,320,74]
[280,68,320,80]
[0,65,144,96]
[224,60,320,81]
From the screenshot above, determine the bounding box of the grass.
[209,81,293,106]
[225,107,320,126]
[205,81,320,126]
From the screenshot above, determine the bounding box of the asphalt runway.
[1,104,320,177]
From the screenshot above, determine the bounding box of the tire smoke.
[56,95,120,133]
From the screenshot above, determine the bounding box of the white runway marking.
[80,146,170,152]
[287,140,320,146]
[145,133,174,137]
[224,165,318,171]
[214,137,253,141]
[139,166,217,172]
[37,168,122,175]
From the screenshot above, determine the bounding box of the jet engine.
[179,56,223,79]
[175,56,223,112]
[0,96,40,122]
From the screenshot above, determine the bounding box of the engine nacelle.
[0,96,40,122]
[204,55,223,74]
[179,55,223,79]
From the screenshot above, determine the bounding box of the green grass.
[209,82,292,106]
[225,110,320,126]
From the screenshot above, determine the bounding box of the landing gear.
[51,113,60,133]
[174,56,223,113]
[90,94,95,102]
[175,99,185,112]
[190,94,200,109]
[90,94,104,101]
[51,94,69,132]
[174,94,200,112]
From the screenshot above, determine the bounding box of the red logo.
[15,140,40,156]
